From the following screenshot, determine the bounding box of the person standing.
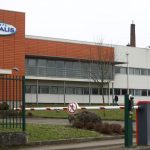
[114,95,119,105]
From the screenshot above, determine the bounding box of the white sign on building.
[0,23,16,35]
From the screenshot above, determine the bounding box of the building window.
[99,88,107,95]
[129,68,134,74]
[121,89,127,95]
[31,85,37,94]
[83,88,89,95]
[73,62,81,70]
[66,87,75,94]
[120,67,127,74]
[148,70,150,75]
[135,89,141,96]
[47,60,56,68]
[115,67,120,73]
[134,68,140,75]
[56,60,64,68]
[39,86,49,94]
[58,87,64,94]
[26,85,31,93]
[66,61,73,68]
[110,88,113,95]
[129,89,134,95]
[92,88,98,95]
[141,69,148,75]
[75,87,83,95]
[50,86,58,94]
[148,90,150,96]
[141,89,147,96]
[38,59,47,67]
[28,58,36,66]
[114,88,120,95]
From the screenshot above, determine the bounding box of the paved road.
[10,138,143,150]
[27,118,69,125]
[26,118,136,130]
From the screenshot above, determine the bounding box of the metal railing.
[0,75,25,131]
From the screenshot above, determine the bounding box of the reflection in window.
[38,59,47,67]
[75,87,83,95]
[129,89,134,95]
[26,85,31,93]
[28,59,36,66]
[135,89,141,96]
[73,62,81,70]
[31,85,37,94]
[120,67,127,74]
[47,60,56,68]
[121,89,127,95]
[141,69,148,75]
[92,88,98,95]
[39,86,49,94]
[115,67,120,73]
[58,87,64,94]
[56,61,64,68]
[83,88,89,95]
[99,89,105,95]
[114,88,120,95]
[141,90,147,96]
[66,61,73,68]
[66,87,75,94]
[148,90,150,96]
[129,68,134,74]
[50,86,58,94]
[134,68,140,75]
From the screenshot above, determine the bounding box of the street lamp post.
[126,53,129,94]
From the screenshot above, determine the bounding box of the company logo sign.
[0,23,16,35]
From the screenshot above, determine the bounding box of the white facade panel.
[114,74,150,89]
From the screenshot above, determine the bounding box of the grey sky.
[1,0,150,48]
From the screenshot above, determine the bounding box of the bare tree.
[89,40,114,105]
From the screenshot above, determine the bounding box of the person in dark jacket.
[114,95,119,105]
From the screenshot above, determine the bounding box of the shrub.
[94,122,103,132]
[68,110,102,129]
[110,123,123,134]
[73,121,84,128]
[27,111,33,117]
[101,123,113,134]
[86,122,95,130]
[0,102,9,110]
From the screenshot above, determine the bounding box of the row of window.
[26,85,150,96]
[115,66,150,76]
[26,85,96,95]
[26,58,113,79]
[114,88,150,96]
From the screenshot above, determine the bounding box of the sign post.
[67,102,78,114]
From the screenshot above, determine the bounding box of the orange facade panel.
[25,38,114,62]
[0,10,25,75]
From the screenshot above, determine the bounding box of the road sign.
[67,102,78,113]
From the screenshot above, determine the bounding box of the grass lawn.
[0,124,101,142]
[26,109,136,121]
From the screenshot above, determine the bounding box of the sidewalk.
[6,137,150,150]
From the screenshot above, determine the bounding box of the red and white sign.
[67,102,78,113]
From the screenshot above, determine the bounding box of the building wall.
[114,45,150,103]
[0,9,25,75]
[25,37,114,62]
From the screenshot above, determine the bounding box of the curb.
[26,135,124,147]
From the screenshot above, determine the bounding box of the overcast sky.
[1,0,150,48]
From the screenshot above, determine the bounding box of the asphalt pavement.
[26,118,136,130]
